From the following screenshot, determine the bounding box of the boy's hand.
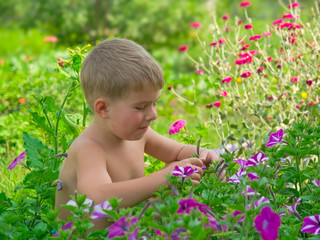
[165,157,204,184]
[199,149,220,167]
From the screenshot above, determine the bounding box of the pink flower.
[57,57,66,68]
[246,153,269,167]
[254,206,281,240]
[241,72,252,78]
[7,152,27,170]
[210,42,218,46]
[169,119,186,135]
[227,168,246,184]
[172,166,198,178]
[248,172,259,181]
[282,13,296,19]
[222,14,229,20]
[267,56,272,61]
[214,101,221,108]
[267,116,272,121]
[272,19,283,25]
[262,32,271,37]
[238,20,243,25]
[178,45,188,52]
[234,159,247,168]
[91,201,112,220]
[240,1,251,7]
[222,77,232,83]
[301,215,320,235]
[288,2,299,8]
[190,22,201,28]
[44,36,58,43]
[249,35,261,41]
[219,38,226,45]
[290,77,298,83]
[244,24,253,30]
[194,69,204,74]
[220,91,227,97]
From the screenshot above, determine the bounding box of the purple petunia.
[254,206,281,240]
[312,180,320,187]
[61,221,74,230]
[7,151,27,170]
[66,198,93,213]
[169,119,186,135]
[172,166,198,178]
[108,216,138,239]
[91,200,112,220]
[285,198,301,215]
[246,153,269,167]
[265,129,283,147]
[254,196,270,208]
[301,215,320,235]
[234,159,247,168]
[177,198,210,215]
[227,168,246,184]
[248,172,259,181]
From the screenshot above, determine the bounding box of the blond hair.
[80,38,164,110]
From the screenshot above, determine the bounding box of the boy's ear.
[94,97,110,119]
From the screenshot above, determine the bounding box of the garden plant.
[0,0,320,239]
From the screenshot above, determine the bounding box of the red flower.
[222,77,232,83]
[220,91,228,97]
[44,36,58,43]
[210,42,218,46]
[214,101,222,108]
[267,116,272,121]
[309,101,315,106]
[249,35,261,41]
[306,80,313,86]
[238,20,243,25]
[272,19,283,25]
[18,98,26,104]
[257,67,264,73]
[288,2,299,8]
[240,1,251,7]
[267,57,272,62]
[222,14,229,20]
[241,72,252,78]
[244,24,253,30]
[267,96,274,101]
[206,104,213,109]
[189,22,201,28]
[282,13,296,19]
[178,45,188,52]
[296,105,300,110]
[57,57,66,68]
[241,44,250,51]
[167,85,173,90]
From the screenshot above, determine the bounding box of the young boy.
[55,38,221,229]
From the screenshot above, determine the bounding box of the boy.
[55,38,221,229]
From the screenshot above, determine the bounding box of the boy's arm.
[75,141,203,207]
[144,128,220,165]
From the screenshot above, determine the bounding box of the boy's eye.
[136,106,145,110]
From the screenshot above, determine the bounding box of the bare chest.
[106,142,145,182]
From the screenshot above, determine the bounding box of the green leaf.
[25,107,54,136]
[72,54,82,73]
[278,188,299,197]
[23,132,54,168]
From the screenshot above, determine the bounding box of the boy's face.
[106,85,160,141]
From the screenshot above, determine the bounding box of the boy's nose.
[146,106,157,121]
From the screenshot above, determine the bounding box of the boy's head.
[80,38,164,110]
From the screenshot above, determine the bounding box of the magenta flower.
[171,166,198,178]
[265,129,283,147]
[241,72,252,78]
[234,159,247,168]
[254,196,270,208]
[254,206,281,240]
[66,198,93,213]
[288,2,299,8]
[108,216,138,239]
[189,22,201,28]
[222,14,229,20]
[91,200,112,220]
[244,24,253,30]
[44,36,58,43]
[248,172,259,181]
[285,198,301,216]
[227,168,246,184]
[169,119,186,135]
[241,44,250,51]
[257,66,264,73]
[312,180,320,186]
[282,13,295,19]
[301,215,320,235]
[178,45,188,52]
[220,91,227,97]
[241,185,259,197]
[194,69,204,74]
[246,153,269,167]
[240,1,251,7]
[249,35,261,41]
[290,77,298,83]
[7,151,27,170]
[262,32,271,37]
[219,38,226,45]
[214,101,222,108]
[222,77,232,83]
[272,19,283,25]
[306,79,313,86]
